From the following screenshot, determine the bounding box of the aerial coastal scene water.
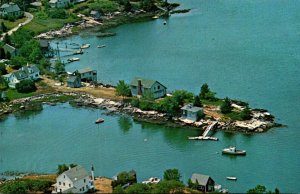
[0,0,300,193]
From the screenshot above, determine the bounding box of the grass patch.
[224,111,242,121]
[202,99,223,106]
[1,17,27,31]
[6,88,37,100]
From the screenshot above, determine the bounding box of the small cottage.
[53,165,94,193]
[3,44,17,57]
[22,64,40,80]
[181,103,203,122]
[90,10,101,20]
[67,75,81,88]
[0,3,23,18]
[130,77,167,99]
[49,0,71,8]
[190,173,215,192]
[76,67,97,82]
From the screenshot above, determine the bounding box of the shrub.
[47,8,68,19]
[220,97,232,114]
[15,80,37,93]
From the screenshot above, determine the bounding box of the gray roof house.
[67,75,81,88]
[0,3,23,18]
[75,67,97,82]
[181,103,203,122]
[49,0,71,8]
[53,165,94,193]
[2,64,40,88]
[130,77,167,99]
[3,44,17,57]
[191,173,215,192]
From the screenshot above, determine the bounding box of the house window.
[86,185,89,189]
[79,188,81,191]
[158,85,160,90]
[59,181,61,185]
[69,184,71,187]
[84,179,86,183]
[63,182,65,186]
[82,187,85,191]
[63,175,65,178]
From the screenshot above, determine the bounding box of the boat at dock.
[222,146,246,155]
[142,177,160,184]
[95,118,104,124]
[67,57,80,62]
[80,44,90,49]
[226,176,237,181]
[97,45,106,48]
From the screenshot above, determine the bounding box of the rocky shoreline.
[0,92,283,133]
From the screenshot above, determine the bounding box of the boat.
[142,177,160,184]
[95,118,104,124]
[97,45,106,48]
[67,57,80,62]
[222,146,246,155]
[74,49,83,55]
[226,176,237,181]
[163,20,167,25]
[80,44,90,49]
[152,15,159,19]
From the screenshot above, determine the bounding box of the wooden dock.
[188,121,218,141]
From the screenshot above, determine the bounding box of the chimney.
[91,165,95,181]
[137,79,142,95]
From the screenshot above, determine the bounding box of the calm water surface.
[1,0,300,192]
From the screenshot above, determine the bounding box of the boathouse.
[181,103,203,122]
[190,173,215,192]
[130,77,167,99]
[75,67,97,82]
[67,75,81,88]
[53,165,94,193]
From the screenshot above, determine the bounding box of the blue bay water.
[1,0,300,192]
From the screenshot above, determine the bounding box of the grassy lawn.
[1,17,27,31]
[202,99,223,106]
[224,111,242,121]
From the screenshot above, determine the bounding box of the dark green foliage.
[193,95,202,107]
[0,179,53,194]
[196,111,205,121]
[3,34,11,45]
[5,51,11,59]
[47,8,68,19]
[131,97,140,107]
[10,56,27,70]
[124,0,132,12]
[57,164,69,175]
[247,185,267,194]
[54,61,65,74]
[19,40,43,63]
[125,183,151,194]
[220,97,232,114]
[1,22,7,32]
[199,83,216,101]
[111,171,137,188]
[0,47,6,59]
[187,178,199,190]
[11,29,34,48]
[0,63,7,75]
[240,107,252,120]
[15,80,36,93]
[163,168,181,181]
[116,80,131,98]
[113,185,125,193]
[152,180,185,193]
[140,0,157,12]
[0,76,8,91]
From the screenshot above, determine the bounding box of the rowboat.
[226,176,237,181]
[97,45,106,48]
[80,44,90,49]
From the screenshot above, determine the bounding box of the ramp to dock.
[202,121,218,137]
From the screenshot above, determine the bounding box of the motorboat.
[142,177,160,184]
[222,146,246,155]
[95,118,104,124]
[226,176,237,181]
[97,45,106,48]
[67,57,80,62]
[80,44,90,49]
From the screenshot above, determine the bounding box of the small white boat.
[95,118,104,124]
[226,176,237,181]
[222,146,246,155]
[152,15,159,19]
[80,44,90,49]
[97,45,106,48]
[142,177,160,184]
[67,57,80,62]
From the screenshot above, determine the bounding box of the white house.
[49,0,71,8]
[2,64,40,88]
[53,165,94,193]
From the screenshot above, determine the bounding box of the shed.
[181,103,203,122]
[191,173,215,192]
[67,75,81,88]
[3,44,17,57]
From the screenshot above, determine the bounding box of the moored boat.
[226,176,237,180]
[222,146,246,155]
[95,118,104,124]
[142,177,160,184]
[67,57,80,62]
[97,45,106,48]
[80,44,90,49]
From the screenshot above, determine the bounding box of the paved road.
[1,12,33,39]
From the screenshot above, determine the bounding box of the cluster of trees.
[247,184,280,194]
[111,170,137,188]
[0,22,8,33]
[57,163,77,174]
[112,168,184,194]
[15,80,36,93]
[0,179,54,194]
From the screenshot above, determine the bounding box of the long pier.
[188,121,218,141]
